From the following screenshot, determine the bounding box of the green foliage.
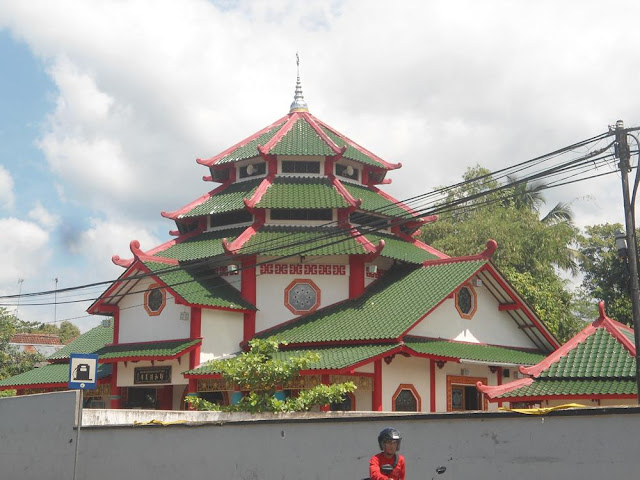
[577,223,633,326]
[0,308,45,382]
[30,321,81,344]
[187,338,356,413]
[420,165,582,342]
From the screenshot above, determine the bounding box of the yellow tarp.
[499,403,587,415]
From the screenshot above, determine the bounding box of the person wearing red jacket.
[369,428,406,480]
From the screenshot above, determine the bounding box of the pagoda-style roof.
[477,302,637,401]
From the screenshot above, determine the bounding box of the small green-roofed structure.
[96,338,201,362]
[478,302,638,403]
[48,323,114,361]
[0,363,112,389]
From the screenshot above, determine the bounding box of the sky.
[0,0,639,332]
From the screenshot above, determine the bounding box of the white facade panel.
[200,309,244,363]
[381,355,430,412]
[408,277,537,349]
[117,276,190,344]
[116,359,189,387]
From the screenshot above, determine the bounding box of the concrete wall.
[3,391,640,480]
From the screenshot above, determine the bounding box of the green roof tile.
[342,183,414,219]
[257,260,486,343]
[405,337,545,365]
[320,126,387,168]
[185,344,399,375]
[237,226,367,257]
[540,328,636,379]
[0,363,112,388]
[365,231,440,264]
[48,323,113,360]
[144,261,255,311]
[269,118,335,156]
[497,379,637,398]
[180,179,262,218]
[153,227,244,262]
[216,121,286,164]
[96,338,200,360]
[256,177,350,209]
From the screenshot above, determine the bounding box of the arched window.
[392,384,422,412]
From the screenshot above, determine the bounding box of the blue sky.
[0,1,638,332]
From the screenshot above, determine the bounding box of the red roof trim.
[330,176,360,208]
[98,338,201,363]
[244,174,275,208]
[259,113,300,155]
[476,377,534,398]
[370,185,419,217]
[394,231,449,259]
[88,264,145,314]
[348,226,382,255]
[300,112,344,155]
[222,219,264,255]
[129,240,178,266]
[199,115,288,166]
[422,240,496,267]
[593,301,636,355]
[161,179,233,220]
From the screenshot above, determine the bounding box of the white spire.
[289,52,308,113]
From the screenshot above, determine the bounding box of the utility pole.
[614,119,640,403]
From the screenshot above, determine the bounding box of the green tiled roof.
[237,226,367,257]
[342,183,414,219]
[405,337,545,365]
[48,323,113,360]
[185,344,399,375]
[153,228,244,262]
[365,231,440,264]
[320,126,387,168]
[0,363,112,388]
[258,260,486,343]
[144,261,255,311]
[96,338,200,360]
[540,328,635,379]
[256,177,350,209]
[216,121,286,164]
[269,118,335,156]
[497,379,637,398]
[180,179,262,218]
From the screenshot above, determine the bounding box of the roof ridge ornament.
[289,52,309,113]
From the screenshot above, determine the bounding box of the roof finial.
[289,52,308,113]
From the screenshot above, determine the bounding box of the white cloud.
[27,201,60,230]
[0,165,15,210]
[0,217,50,283]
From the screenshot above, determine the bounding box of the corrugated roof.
[256,177,350,209]
[48,323,113,360]
[0,363,112,388]
[405,337,545,365]
[96,338,200,361]
[180,179,262,218]
[496,379,637,398]
[144,261,255,311]
[256,260,486,343]
[9,333,62,345]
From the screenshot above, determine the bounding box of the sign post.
[69,353,99,480]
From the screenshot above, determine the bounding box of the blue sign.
[69,353,99,390]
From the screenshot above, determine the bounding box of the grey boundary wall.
[2,390,640,480]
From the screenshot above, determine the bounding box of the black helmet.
[378,427,402,451]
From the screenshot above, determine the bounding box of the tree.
[0,308,45,383]
[420,165,583,342]
[577,223,633,326]
[187,338,356,413]
[31,321,80,344]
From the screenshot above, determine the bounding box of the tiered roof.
[477,302,637,401]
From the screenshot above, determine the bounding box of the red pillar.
[429,359,436,413]
[242,255,257,342]
[110,363,121,409]
[497,367,503,408]
[373,359,382,411]
[320,374,331,412]
[349,256,365,299]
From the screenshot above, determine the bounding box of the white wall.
[255,256,350,332]
[409,276,536,349]
[117,359,189,388]
[200,308,244,362]
[4,391,640,480]
[118,276,190,343]
[381,355,430,412]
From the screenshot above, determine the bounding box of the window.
[271,209,332,221]
[446,375,487,412]
[209,210,253,228]
[284,279,321,315]
[336,163,359,180]
[330,392,355,411]
[125,387,157,409]
[211,168,229,182]
[392,384,421,412]
[455,284,477,319]
[282,160,320,174]
[239,162,266,178]
[144,284,166,316]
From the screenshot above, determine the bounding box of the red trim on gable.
[476,377,534,399]
[222,219,264,254]
[259,113,300,155]
[330,176,360,208]
[311,116,401,170]
[198,115,289,166]
[129,240,179,266]
[244,174,274,208]
[161,179,233,220]
[395,231,449,259]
